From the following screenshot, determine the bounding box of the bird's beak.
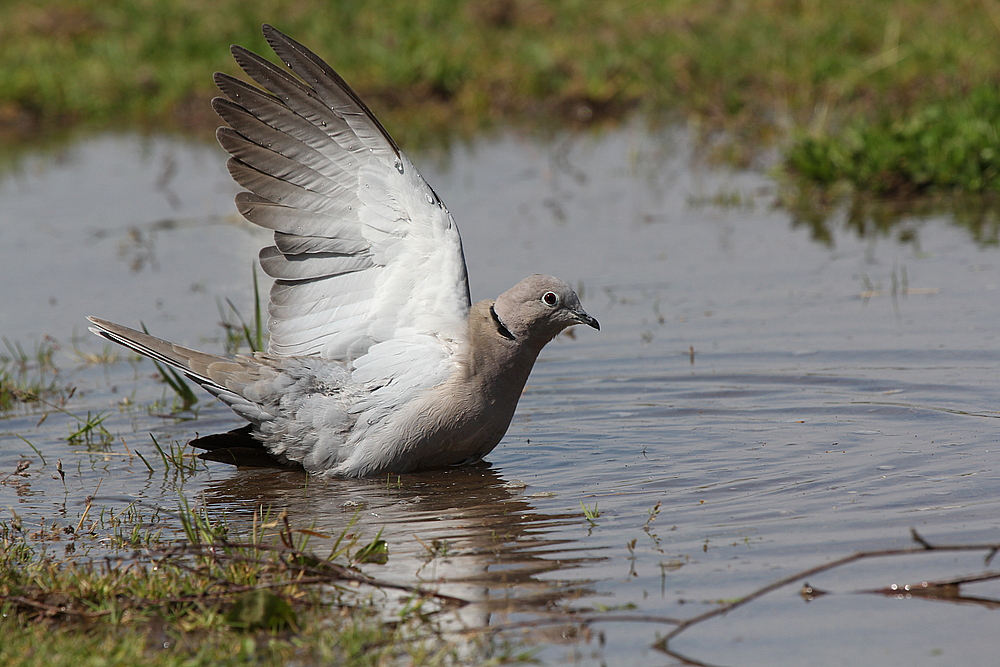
[575,310,600,331]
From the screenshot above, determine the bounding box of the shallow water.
[1,126,999,665]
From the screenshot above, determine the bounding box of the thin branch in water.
[476,529,1000,667]
[860,570,1000,610]
[653,529,1000,663]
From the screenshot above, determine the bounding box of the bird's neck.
[464,300,545,393]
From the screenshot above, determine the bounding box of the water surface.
[1,127,998,666]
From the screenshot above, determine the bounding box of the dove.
[88,24,599,477]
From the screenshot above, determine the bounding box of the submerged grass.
[0,499,527,667]
[4,0,1000,195]
[0,337,69,412]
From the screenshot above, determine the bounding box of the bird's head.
[492,274,599,346]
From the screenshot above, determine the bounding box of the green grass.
[786,85,1000,195]
[217,264,266,356]
[0,500,530,667]
[580,500,600,525]
[0,337,67,412]
[4,0,1000,195]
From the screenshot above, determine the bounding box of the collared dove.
[88,24,599,477]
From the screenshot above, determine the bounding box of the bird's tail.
[86,316,248,394]
[88,317,296,469]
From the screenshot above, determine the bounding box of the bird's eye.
[542,291,559,306]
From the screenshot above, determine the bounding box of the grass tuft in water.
[353,527,389,565]
[218,264,267,355]
[0,496,527,667]
[0,337,68,412]
[580,500,600,525]
[148,434,199,475]
[65,409,112,448]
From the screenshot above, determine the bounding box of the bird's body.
[88,25,598,477]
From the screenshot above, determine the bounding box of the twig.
[861,570,1000,609]
[2,595,113,619]
[146,541,470,606]
[480,529,1000,667]
[910,526,933,549]
[73,477,103,534]
[483,611,683,635]
[653,529,1000,658]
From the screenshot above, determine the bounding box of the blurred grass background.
[3,0,1000,193]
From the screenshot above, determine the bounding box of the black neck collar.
[490,305,515,340]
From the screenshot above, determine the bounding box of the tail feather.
[87,316,250,394]
[88,317,295,470]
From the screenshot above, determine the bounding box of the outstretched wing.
[215,24,471,362]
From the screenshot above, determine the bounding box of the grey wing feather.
[261,26,401,156]
[257,246,373,281]
[215,23,471,388]
[234,192,367,245]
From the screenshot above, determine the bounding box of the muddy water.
[1,127,999,666]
